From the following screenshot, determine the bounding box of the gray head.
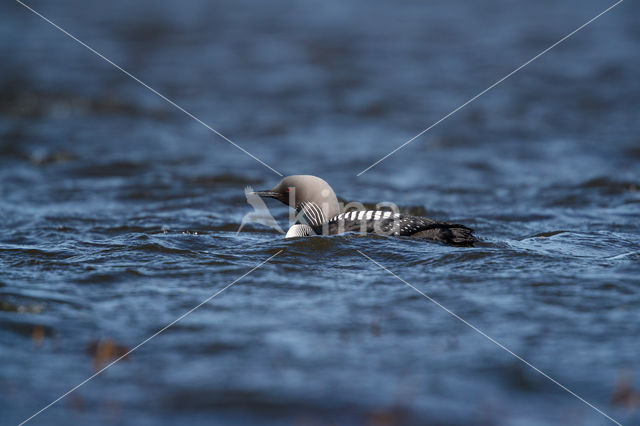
[253,175,340,226]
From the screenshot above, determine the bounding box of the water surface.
[2,0,639,424]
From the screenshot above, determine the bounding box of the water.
[2,0,639,424]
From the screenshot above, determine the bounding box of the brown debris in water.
[32,326,45,347]
[87,339,131,369]
[611,371,640,410]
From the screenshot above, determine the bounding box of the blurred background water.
[1,0,639,424]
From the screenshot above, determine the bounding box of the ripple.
[70,160,149,178]
[513,230,639,260]
[75,268,148,285]
[577,177,639,194]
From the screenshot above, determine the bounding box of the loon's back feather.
[309,210,475,246]
[409,224,475,246]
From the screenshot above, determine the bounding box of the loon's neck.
[297,201,330,227]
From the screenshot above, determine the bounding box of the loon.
[253,175,475,246]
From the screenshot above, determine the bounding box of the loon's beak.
[251,190,281,199]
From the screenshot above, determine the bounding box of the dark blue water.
[2,0,639,424]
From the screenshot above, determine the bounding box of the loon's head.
[253,175,340,225]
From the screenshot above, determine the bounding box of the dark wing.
[403,219,475,246]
